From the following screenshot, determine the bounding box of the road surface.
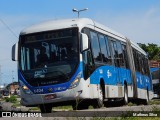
[1,101,160,118]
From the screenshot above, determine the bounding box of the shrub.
[5,97,10,102]
[5,96,17,103]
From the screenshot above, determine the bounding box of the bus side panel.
[136,72,153,99]
[90,65,133,98]
[127,69,134,98]
[118,67,127,85]
[118,67,132,85]
[120,68,134,98]
[90,66,117,85]
[144,75,154,100]
[90,65,118,98]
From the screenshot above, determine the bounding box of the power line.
[0,18,18,39]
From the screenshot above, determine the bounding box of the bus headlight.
[19,80,33,95]
[69,72,82,89]
[22,85,33,94]
[69,78,80,89]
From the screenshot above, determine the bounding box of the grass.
[111,117,160,120]
[12,102,21,107]
[29,107,40,111]
[128,102,137,106]
[2,95,160,119]
[148,99,160,105]
[10,96,21,108]
[118,104,160,120]
[4,95,17,103]
[29,105,73,111]
[52,105,73,111]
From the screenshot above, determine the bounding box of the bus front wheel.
[39,104,52,113]
[93,85,104,108]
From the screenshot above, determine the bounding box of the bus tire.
[39,104,52,113]
[144,90,149,105]
[72,102,89,110]
[123,85,128,105]
[93,85,104,108]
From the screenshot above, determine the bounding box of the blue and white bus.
[12,18,153,113]
[150,67,160,98]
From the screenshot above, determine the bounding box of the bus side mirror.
[81,33,89,51]
[12,43,18,61]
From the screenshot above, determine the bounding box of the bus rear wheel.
[39,104,52,113]
[144,90,149,105]
[123,85,128,105]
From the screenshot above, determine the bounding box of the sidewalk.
[0,101,31,112]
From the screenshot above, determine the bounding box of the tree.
[138,43,160,60]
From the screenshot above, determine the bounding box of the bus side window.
[109,39,119,67]
[90,31,102,62]
[121,44,129,68]
[133,49,138,71]
[98,34,109,64]
[145,58,150,76]
[105,36,112,65]
[143,58,147,75]
[137,52,141,73]
[141,55,145,75]
[116,41,125,67]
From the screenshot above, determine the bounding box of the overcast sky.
[0,0,160,85]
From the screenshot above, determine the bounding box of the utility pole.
[72,8,88,18]
[12,70,15,95]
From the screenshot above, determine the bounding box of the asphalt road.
[41,105,160,117]
[1,104,160,120]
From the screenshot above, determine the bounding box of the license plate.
[44,94,57,100]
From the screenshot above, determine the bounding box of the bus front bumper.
[20,87,88,107]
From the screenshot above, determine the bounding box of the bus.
[12,18,153,113]
[150,67,160,98]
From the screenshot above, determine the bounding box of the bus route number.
[34,88,44,93]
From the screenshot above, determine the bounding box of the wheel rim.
[99,86,103,102]
[124,86,128,104]
[146,92,149,102]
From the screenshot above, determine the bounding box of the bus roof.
[20,18,125,38]
[20,18,146,55]
[20,18,93,35]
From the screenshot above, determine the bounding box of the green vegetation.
[29,107,40,111]
[111,117,160,120]
[127,102,137,106]
[138,43,160,60]
[52,105,72,111]
[148,100,160,105]
[5,95,17,103]
[2,94,160,119]
[12,103,21,107]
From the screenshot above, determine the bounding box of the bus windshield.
[19,28,79,86]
